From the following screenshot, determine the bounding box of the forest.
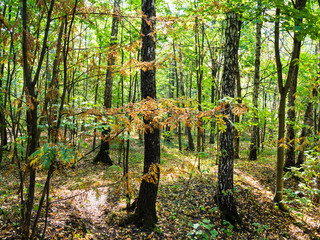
[0,0,320,239]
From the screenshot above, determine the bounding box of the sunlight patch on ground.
[72,188,109,221]
[288,224,310,240]
[234,168,274,201]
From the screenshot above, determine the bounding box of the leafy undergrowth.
[1,140,320,239]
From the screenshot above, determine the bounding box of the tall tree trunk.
[274,0,306,210]
[178,43,194,150]
[186,71,195,150]
[133,0,160,230]
[209,54,218,145]
[261,89,267,150]
[216,11,241,225]
[94,0,120,165]
[204,29,219,145]
[21,0,55,237]
[173,40,182,151]
[21,1,37,238]
[284,9,304,169]
[54,2,77,143]
[0,6,7,164]
[93,55,101,150]
[249,8,262,160]
[233,19,242,159]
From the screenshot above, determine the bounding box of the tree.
[94,0,121,165]
[20,0,55,237]
[233,19,242,160]
[249,2,262,161]
[132,0,160,230]
[216,11,241,225]
[274,0,307,211]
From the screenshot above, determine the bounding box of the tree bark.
[21,0,37,237]
[133,0,160,230]
[233,19,242,159]
[20,1,55,237]
[249,7,262,160]
[94,0,121,165]
[284,10,304,169]
[173,40,182,151]
[216,11,241,225]
[0,6,7,164]
[296,90,316,166]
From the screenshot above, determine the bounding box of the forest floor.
[1,137,320,239]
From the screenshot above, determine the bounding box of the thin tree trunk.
[274,0,306,210]
[54,2,77,143]
[21,0,55,237]
[178,43,194,151]
[94,0,121,165]
[284,14,304,169]
[233,19,242,159]
[207,44,218,144]
[249,9,262,160]
[93,56,101,150]
[296,92,315,166]
[261,90,267,150]
[21,2,37,238]
[173,40,182,151]
[0,6,8,163]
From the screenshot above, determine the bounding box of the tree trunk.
[21,1,37,237]
[296,89,316,166]
[0,6,7,163]
[173,40,182,151]
[178,43,193,151]
[205,31,219,145]
[94,0,120,165]
[133,0,160,230]
[284,15,304,169]
[216,11,241,226]
[93,56,101,150]
[233,19,242,159]
[249,9,262,160]
[274,0,306,210]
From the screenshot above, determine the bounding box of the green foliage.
[221,219,234,236]
[187,218,218,239]
[252,222,270,234]
[283,150,320,212]
[29,143,79,169]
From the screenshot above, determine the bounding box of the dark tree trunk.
[20,1,55,237]
[133,0,160,230]
[0,10,7,162]
[284,12,304,169]
[178,43,193,151]
[296,89,316,166]
[54,1,77,143]
[93,56,101,150]
[249,8,262,160]
[94,0,120,165]
[173,40,182,151]
[216,11,241,226]
[233,19,242,160]
[21,1,37,238]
